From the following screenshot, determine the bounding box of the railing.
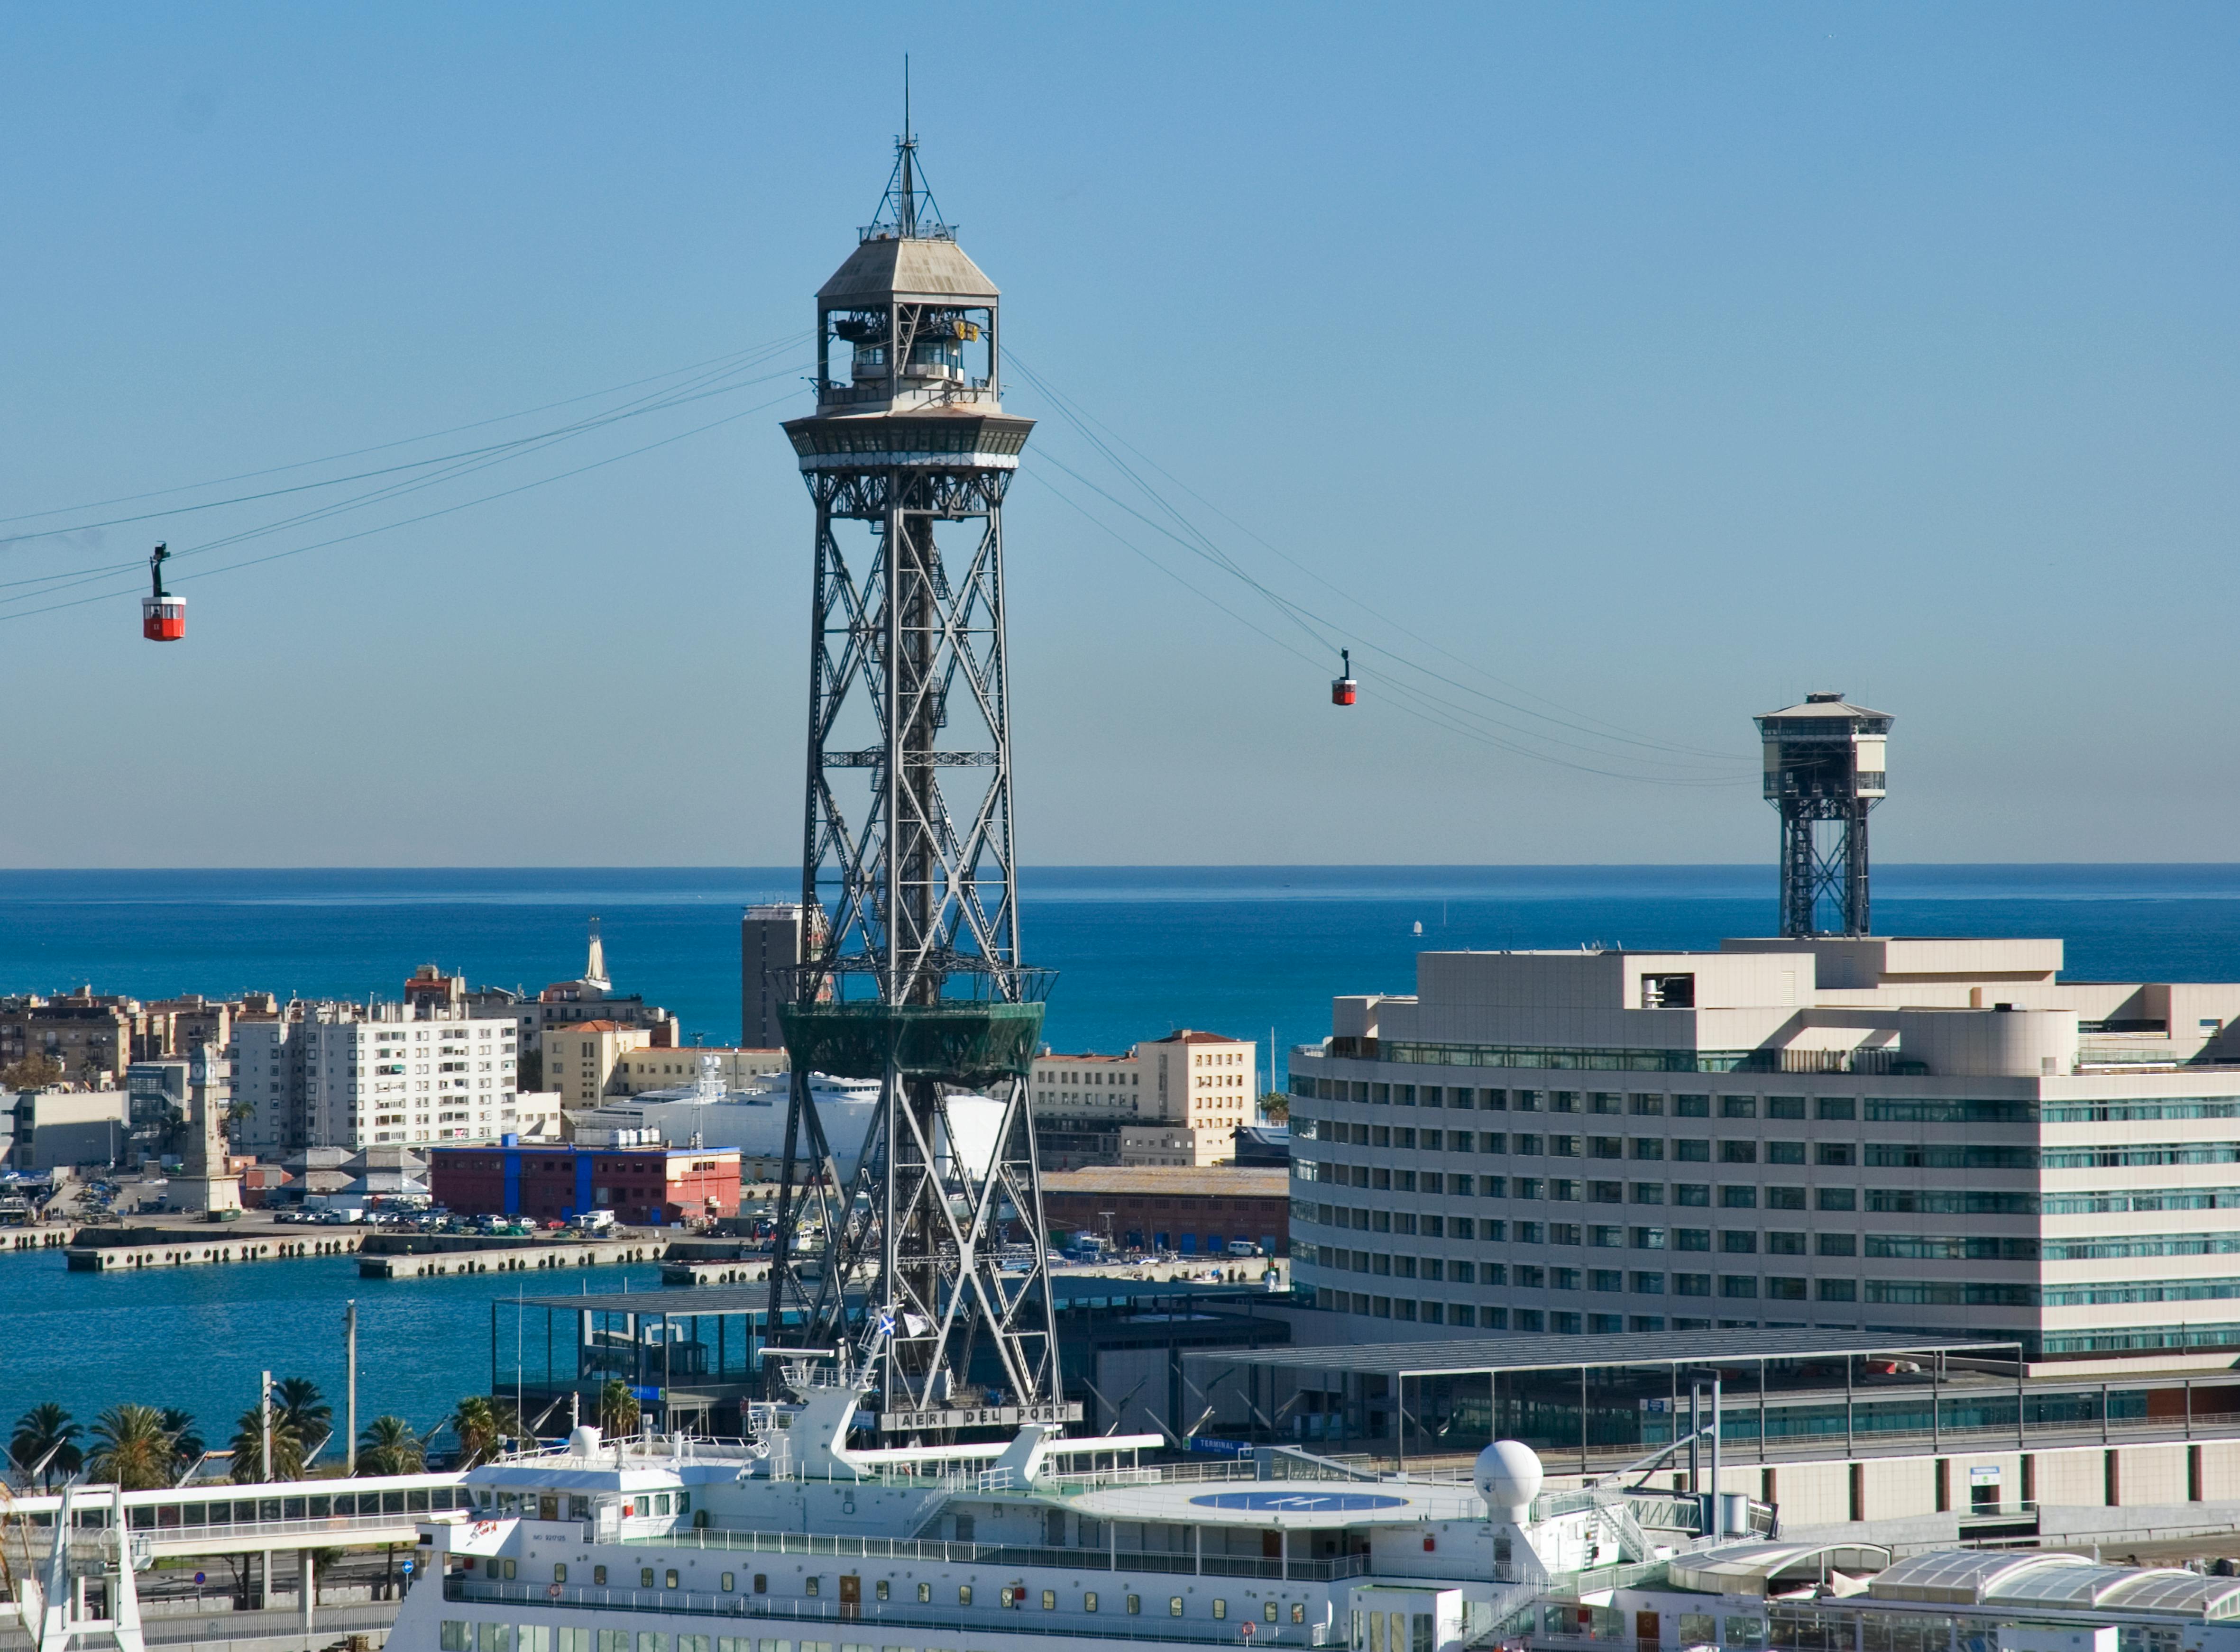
[623,1529,1370,1583]
[446,1579,1336,1646]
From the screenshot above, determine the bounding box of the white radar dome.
[568,1425,603,1458]
[1476,1440,1544,1522]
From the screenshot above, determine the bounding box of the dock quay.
[355,1233,659,1278]
[658,1237,775,1286]
[64,1226,361,1270]
[5,1224,77,1252]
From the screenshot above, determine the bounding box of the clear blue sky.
[0,4,2232,867]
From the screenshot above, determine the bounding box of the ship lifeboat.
[1331,648,1356,706]
[141,543,184,641]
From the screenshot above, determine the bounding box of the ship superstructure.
[383,1402,2240,1652]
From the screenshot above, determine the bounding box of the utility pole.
[344,1302,358,1474]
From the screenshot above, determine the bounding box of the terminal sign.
[878,1401,1083,1432]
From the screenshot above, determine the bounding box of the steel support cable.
[0,391,797,628]
[0,359,812,613]
[1027,444,1742,779]
[0,346,810,554]
[1026,466,1746,789]
[0,329,812,528]
[1009,353,1744,767]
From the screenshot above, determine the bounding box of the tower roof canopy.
[1757,693,1891,723]
[818,234,1000,309]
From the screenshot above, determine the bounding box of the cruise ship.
[388,1372,2240,1652]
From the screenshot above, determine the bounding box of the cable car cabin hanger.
[1331,648,1356,706]
[142,543,184,641]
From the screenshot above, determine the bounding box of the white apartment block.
[1287,934,2240,1365]
[230,1002,361,1154]
[309,1006,519,1148]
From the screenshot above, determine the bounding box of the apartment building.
[1287,935,2240,1363]
[1029,1033,1258,1168]
[230,1000,363,1154]
[467,920,678,1078]
[307,1007,519,1148]
[0,994,137,1085]
[546,1021,653,1109]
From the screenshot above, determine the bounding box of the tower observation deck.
[762,119,1065,1434]
[1756,692,1891,939]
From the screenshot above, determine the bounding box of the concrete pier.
[357,1236,659,1278]
[67,1231,362,1270]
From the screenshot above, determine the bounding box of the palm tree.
[88,1405,176,1491]
[10,1403,82,1488]
[597,1380,639,1438]
[161,1409,204,1480]
[355,1416,424,1478]
[228,1406,305,1483]
[447,1396,517,1468]
[275,1378,332,1462]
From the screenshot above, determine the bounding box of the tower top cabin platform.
[784,131,1031,480]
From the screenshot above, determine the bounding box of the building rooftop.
[1189,1327,2016,1378]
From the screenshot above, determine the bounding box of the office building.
[1286,935,2240,1361]
[740,904,811,1050]
[427,1141,742,1226]
[1031,1032,1258,1168]
[6,1087,129,1172]
[546,1021,653,1109]
[607,1046,786,1097]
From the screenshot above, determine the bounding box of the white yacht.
[394,1382,2240,1652]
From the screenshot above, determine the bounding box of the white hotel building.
[307,1005,519,1148]
[1286,935,2240,1363]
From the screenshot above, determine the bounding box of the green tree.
[597,1379,640,1437]
[87,1405,176,1490]
[447,1395,517,1468]
[355,1416,425,1478]
[1258,1092,1290,1124]
[0,1053,62,1091]
[229,1406,305,1482]
[274,1378,332,1457]
[161,1409,204,1479]
[9,1403,83,1487]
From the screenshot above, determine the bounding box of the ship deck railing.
[445,1578,1340,1644]
[622,1530,1373,1583]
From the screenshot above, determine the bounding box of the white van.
[572,1209,617,1232]
[1225,1239,1261,1258]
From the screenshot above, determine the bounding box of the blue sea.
[8,862,2240,1460]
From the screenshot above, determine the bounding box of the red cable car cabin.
[142,543,184,641]
[1331,648,1356,706]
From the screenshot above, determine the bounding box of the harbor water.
[7,862,2240,1449]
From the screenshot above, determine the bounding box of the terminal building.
[1286,934,2240,1363]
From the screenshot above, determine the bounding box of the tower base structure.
[765,982,1069,1433]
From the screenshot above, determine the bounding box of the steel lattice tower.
[1755,692,1893,938]
[761,118,1068,1435]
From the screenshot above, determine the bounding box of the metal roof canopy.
[1186,1327,2016,1379]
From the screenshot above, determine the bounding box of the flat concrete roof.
[1184,1328,2016,1378]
